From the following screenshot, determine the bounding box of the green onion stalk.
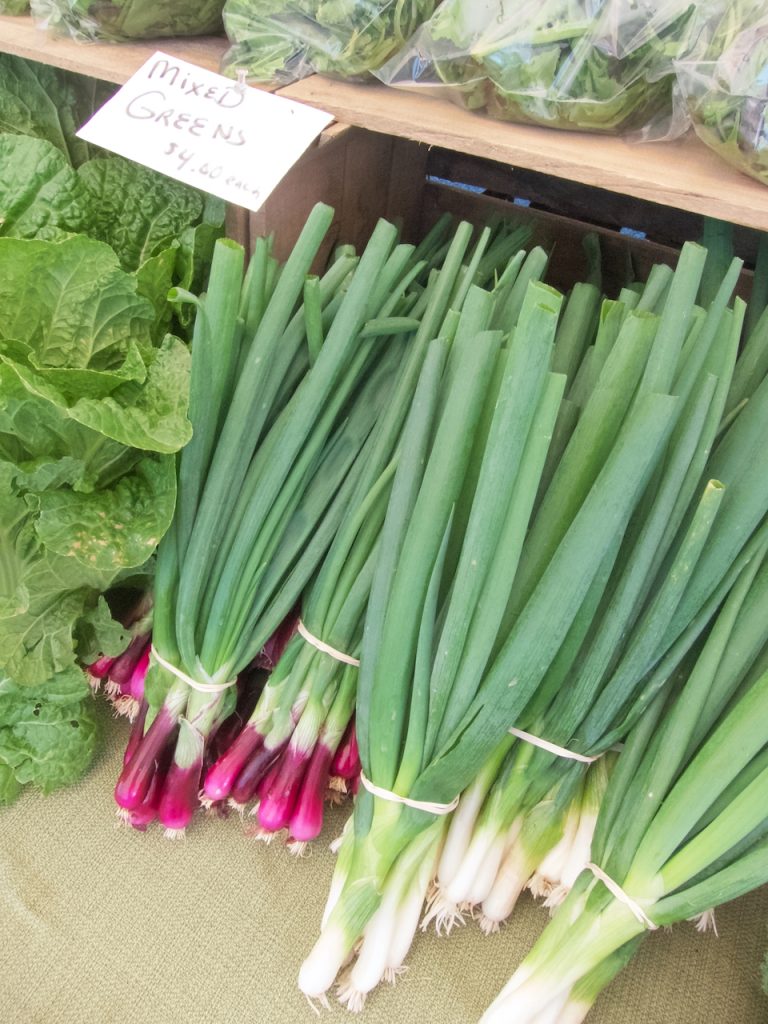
[199,220,534,847]
[113,206,429,835]
[299,248,696,1004]
[480,544,768,1023]
[427,246,768,934]
[301,241,768,1006]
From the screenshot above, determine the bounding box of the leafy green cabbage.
[0,55,225,805]
[0,236,190,803]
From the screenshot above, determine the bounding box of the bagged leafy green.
[221,0,439,84]
[677,1,768,186]
[0,2,30,14]
[30,0,225,40]
[377,0,699,137]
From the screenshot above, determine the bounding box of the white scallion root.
[112,695,139,720]
[103,679,121,699]
[478,914,501,936]
[227,798,248,817]
[198,791,215,811]
[336,974,368,1014]
[163,828,186,840]
[329,832,346,855]
[691,909,718,935]
[420,888,465,935]
[87,673,101,694]
[527,873,555,900]
[114,807,133,829]
[287,840,311,858]
[304,993,331,1015]
[246,825,280,844]
[383,965,407,986]
[328,775,348,794]
[542,884,569,911]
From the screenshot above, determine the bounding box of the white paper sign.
[77,52,334,212]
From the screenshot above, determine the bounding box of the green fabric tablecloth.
[2,703,766,1024]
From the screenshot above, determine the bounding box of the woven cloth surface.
[1,703,766,1024]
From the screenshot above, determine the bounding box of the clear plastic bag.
[376,0,699,137]
[677,1,768,186]
[221,0,439,84]
[30,0,225,41]
[0,1,30,12]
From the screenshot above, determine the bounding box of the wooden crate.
[242,125,754,298]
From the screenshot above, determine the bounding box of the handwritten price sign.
[77,53,334,212]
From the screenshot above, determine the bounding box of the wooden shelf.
[280,76,768,233]
[0,14,227,84]
[3,13,768,231]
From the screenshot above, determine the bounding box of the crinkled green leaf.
[6,334,192,453]
[0,53,113,166]
[78,157,204,271]
[0,667,90,704]
[0,759,22,805]
[35,454,177,570]
[58,335,192,453]
[0,365,131,492]
[136,246,178,341]
[0,585,98,684]
[1,337,148,402]
[0,678,99,794]
[0,134,90,239]
[74,596,130,664]
[0,235,155,367]
[0,468,116,683]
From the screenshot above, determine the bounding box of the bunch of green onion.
[113,206,428,833]
[481,541,768,1022]
[299,236,768,1008]
[199,215,534,844]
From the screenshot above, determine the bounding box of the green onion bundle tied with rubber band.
[113,205,433,834]
[481,540,768,1023]
[299,237,768,1008]
[199,215,534,844]
[425,243,760,934]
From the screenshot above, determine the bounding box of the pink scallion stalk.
[123,701,149,767]
[288,742,336,841]
[257,745,312,832]
[203,723,265,802]
[125,769,163,832]
[158,720,204,833]
[288,665,358,840]
[330,719,360,779]
[129,644,151,702]
[86,655,116,691]
[114,686,186,809]
[254,610,300,671]
[231,739,288,806]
